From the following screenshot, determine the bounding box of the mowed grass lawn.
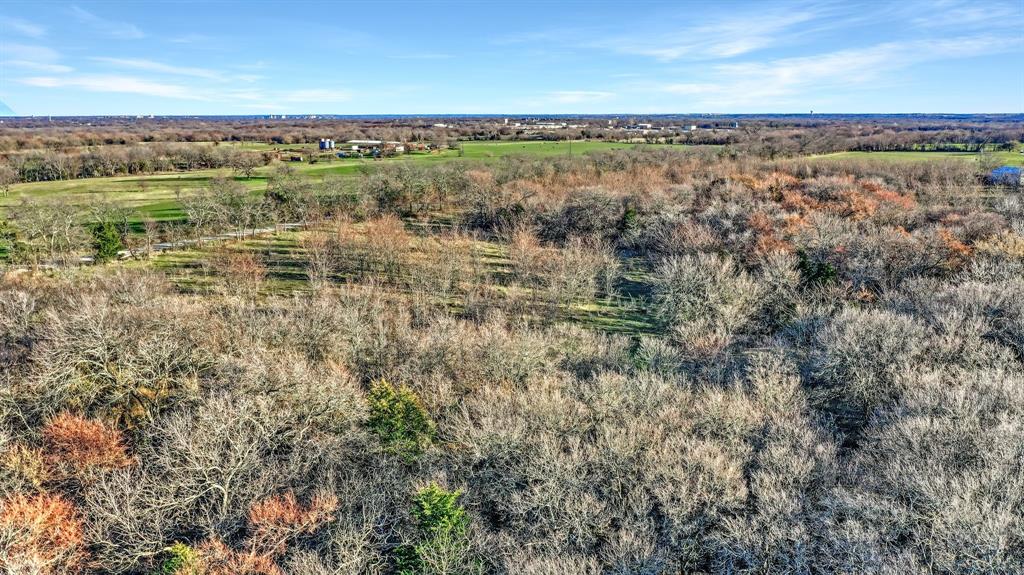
[0,169,269,223]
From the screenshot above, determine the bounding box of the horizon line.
[3,112,1022,119]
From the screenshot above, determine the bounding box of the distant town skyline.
[1,0,1022,116]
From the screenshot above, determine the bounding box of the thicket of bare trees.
[3,144,271,183]
[2,115,1019,183]
[1,147,1022,574]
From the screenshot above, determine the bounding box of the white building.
[347,140,406,153]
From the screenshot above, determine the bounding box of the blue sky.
[1,1,1021,115]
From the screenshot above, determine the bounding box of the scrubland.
[1,148,1022,574]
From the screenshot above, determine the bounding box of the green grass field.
[1,152,436,223]
[1,169,267,223]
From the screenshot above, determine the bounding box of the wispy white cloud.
[1,16,46,38]
[91,57,220,79]
[4,60,73,73]
[909,0,1020,28]
[496,1,1017,69]
[70,6,144,39]
[651,35,1022,108]
[1,43,62,63]
[1,44,72,73]
[90,57,271,84]
[19,69,353,108]
[603,10,821,61]
[19,75,199,99]
[495,5,836,63]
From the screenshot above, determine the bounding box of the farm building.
[989,166,1022,186]
[347,140,406,154]
[318,138,335,150]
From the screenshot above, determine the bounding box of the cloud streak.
[70,6,144,39]
[909,0,1021,28]
[91,57,221,79]
[652,35,1022,108]
[17,73,352,107]
[599,9,822,61]
[1,16,46,38]
[1,43,62,63]
[1,43,73,74]
[4,60,73,73]
[88,57,270,84]
[19,75,199,99]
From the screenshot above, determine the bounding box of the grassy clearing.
[1,170,268,223]
[1,158,398,222]
[149,224,658,335]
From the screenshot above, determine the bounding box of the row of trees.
[2,144,269,183]
[3,114,1020,159]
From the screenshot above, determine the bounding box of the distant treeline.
[0,116,1020,184]
[1,144,271,183]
